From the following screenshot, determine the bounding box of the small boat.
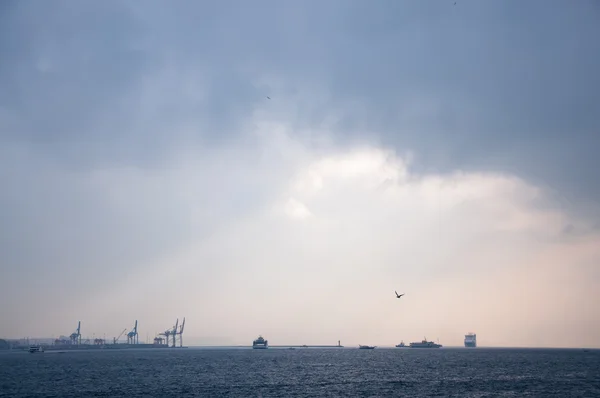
[395,341,407,348]
[359,345,376,349]
[29,345,44,353]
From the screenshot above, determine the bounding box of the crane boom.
[114,328,127,344]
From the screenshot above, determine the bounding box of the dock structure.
[269,345,344,348]
[261,340,344,348]
[246,338,344,349]
[248,338,343,349]
[21,319,189,351]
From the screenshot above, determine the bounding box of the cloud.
[4,117,597,347]
[0,0,599,348]
[169,125,599,348]
[2,0,599,196]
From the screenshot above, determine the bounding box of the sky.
[1,0,599,348]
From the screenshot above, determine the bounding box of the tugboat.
[409,338,442,348]
[395,341,408,348]
[252,335,268,349]
[28,345,44,353]
[358,345,376,349]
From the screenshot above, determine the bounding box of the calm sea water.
[1,347,599,397]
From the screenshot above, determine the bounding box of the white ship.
[28,345,44,353]
[464,333,477,348]
[409,338,442,348]
[252,335,268,349]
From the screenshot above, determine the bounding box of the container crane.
[69,321,81,345]
[126,320,138,344]
[177,317,186,348]
[159,329,171,347]
[158,318,180,347]
[113,328,127,344]
[171,318,178,348]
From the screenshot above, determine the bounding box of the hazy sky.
[1,0,599,348]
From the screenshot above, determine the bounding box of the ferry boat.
[409,338,442,348]
[358,345,376,349]
[252,335,268,349]
[28,345,44,353]
[464,333,477,348]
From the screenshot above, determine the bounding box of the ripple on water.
[0,348,598,397]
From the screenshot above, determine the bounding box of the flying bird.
[266,96,271,100]
[395,291,405,299]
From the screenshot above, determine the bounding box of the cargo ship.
[252,335,268,349]
[409,338,442,348]
[464,333,477,348]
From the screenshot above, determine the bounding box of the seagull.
[395,291,405,299]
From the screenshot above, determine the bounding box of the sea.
[1,347,599,397]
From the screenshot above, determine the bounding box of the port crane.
[126,320,139,344]
[177,317,185,348]
[159,327,171,346]
[69,321,81,345]
[158,330,171,346]
[113,328,127,344]
[171,318,178,348]
[158,318,180,347]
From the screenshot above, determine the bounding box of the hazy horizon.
[1,0,599,349]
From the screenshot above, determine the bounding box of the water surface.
[1,347,598,397]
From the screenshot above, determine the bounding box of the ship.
[409,338,442,348]
[358,345,376,349]
[464,333,477,348]
[252,335,268,349]
[28,345,44,353]
[395,341,408,348]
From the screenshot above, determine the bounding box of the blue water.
[1,347,599,397]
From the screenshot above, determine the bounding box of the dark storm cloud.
[1,0,597,199]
